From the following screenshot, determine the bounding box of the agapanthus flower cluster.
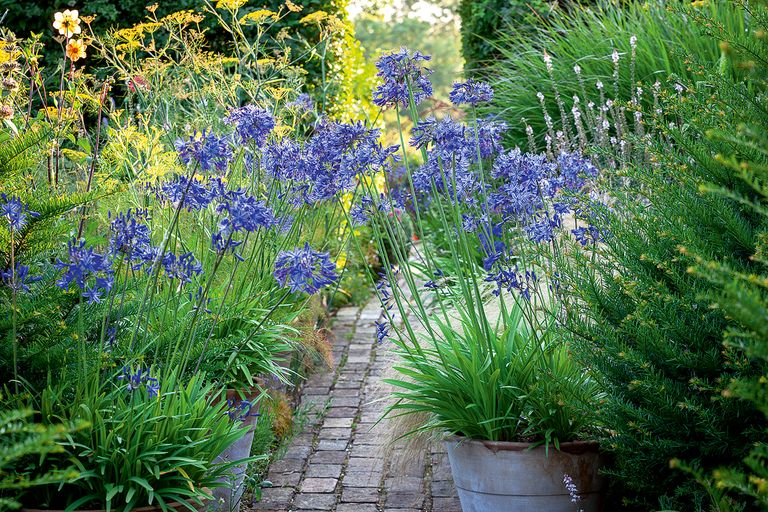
[109,209,152,263]
[162,252,203,285]
[271,121,398,205]
[224,105,275,146]
[175,130,233,173]
[274,243,338,295]
[155,175,226,211]
[118,367,161,399]
[373,48,433,108]
[212,192,276,257]
[55,240,114,304]
[1,194,39,232]
[262,139,303,181]
[1,264,42,293]
[449,79,494,106]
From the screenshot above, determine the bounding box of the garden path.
[246,301,462,512]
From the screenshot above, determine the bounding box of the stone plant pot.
[211,387,263,512]
[21,497,208,512]
[444,436,606,512]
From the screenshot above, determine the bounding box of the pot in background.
[212,387,263,512]
[444,436,606,512]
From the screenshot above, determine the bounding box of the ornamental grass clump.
[348,48,605,447]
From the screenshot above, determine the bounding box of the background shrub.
[559,2,768,509]
[0,0,352,108]
[478,0,746,144]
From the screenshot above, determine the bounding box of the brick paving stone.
[250,487,294,510]
[329,397,360,408]
[305,464,343,479]
[331,388,360,397]
[269,458,305,473]
[336,504,378,512]
[323,417,354,428]
[282,445,312,460]
[431,479,457,497]
[326,406,358,418]
[340,486,380,503]
[316,439,348,451]
[384,476,422,493]
[300,477,339,493]
[308,450,347,464]
[385,492,424,509]
[293,493,337,510]
[342,471,382,488]
[433,496,462,511]
[265,471,301,487]
[318,427,353,439]
[346,457,385,473]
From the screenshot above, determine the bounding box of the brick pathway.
[246,301,462,512]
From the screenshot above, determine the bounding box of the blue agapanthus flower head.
[373,48,433,108]
[109,209,152,262]
[263,139,304,181]
[468,117,507,160]
[118,367,161,399]
[1,264,42,293]
[216,192,276,233]
[55,239,114,303]
[557,151,599,191]
[161,251,203,284]
[449,79,494,106]
[0,194,39,232]
[155,175,226,211]
[175,130,233,172]
[411,116,467,159]
[274,242,338,295]
[225,105,275,146]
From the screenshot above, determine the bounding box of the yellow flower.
[53,9,82,38]
[66,39,87,62]
[341,192,353,212]
[373,171,387,195]
[216,0,248,9]
[336,252,348,270]
[239,9,276,25]
[285,0,302,12]
[300,11,328,25]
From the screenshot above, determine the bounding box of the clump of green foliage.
[559,1,768,510]
[482,0,746,145]
[0,409,82,511]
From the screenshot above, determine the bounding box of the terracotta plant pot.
[211,387,263,512]
[21,497,208,512]
[444,436,606,512]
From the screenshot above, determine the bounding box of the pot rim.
[444,434,600,454]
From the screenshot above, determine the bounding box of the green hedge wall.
[458,0,598,72]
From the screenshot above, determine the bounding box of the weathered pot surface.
[444,435,606,512]
[211,386,264,512]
